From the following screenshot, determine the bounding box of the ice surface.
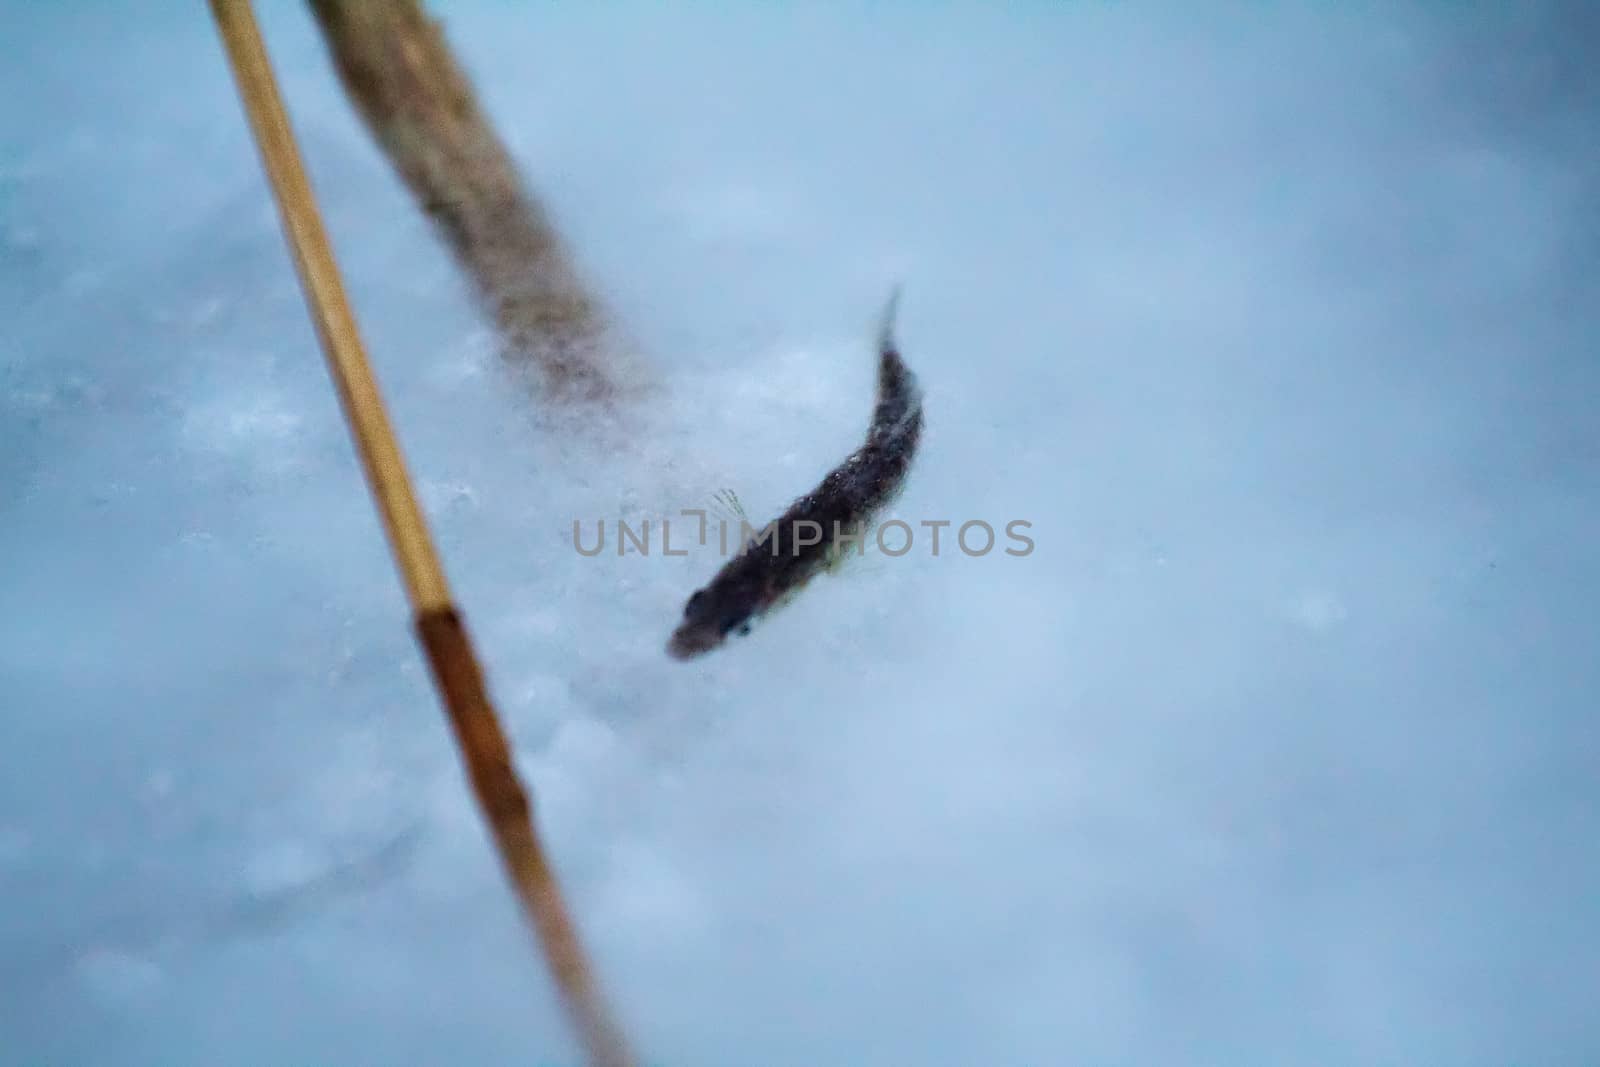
[2,2,1597,1064]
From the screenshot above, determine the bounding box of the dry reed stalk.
[207,3,635,1063]
[306,0,623,402]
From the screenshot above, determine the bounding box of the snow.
[3,2,1597,1064]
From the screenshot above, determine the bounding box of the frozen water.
[3,2,1597,1064]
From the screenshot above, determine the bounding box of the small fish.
[668,289,923,660]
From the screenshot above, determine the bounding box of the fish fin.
[823,520,879,575]
[827,542,888,578]
[708,487,750,527]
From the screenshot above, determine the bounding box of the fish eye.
[736,622,752,638]
[720,616,752,638]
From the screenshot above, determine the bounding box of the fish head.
[667,583,759,660]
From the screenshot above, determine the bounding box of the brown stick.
[415,608,635,1067]
[306,0,621,401]
[207,3,635,1064]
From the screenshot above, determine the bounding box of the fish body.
[668,292,923,660]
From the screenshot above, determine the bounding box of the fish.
[667,289,924,660]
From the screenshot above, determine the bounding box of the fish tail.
[878,283,903,356]
[869,284,921,445]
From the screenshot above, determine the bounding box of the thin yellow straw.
[206,3,635,1064]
